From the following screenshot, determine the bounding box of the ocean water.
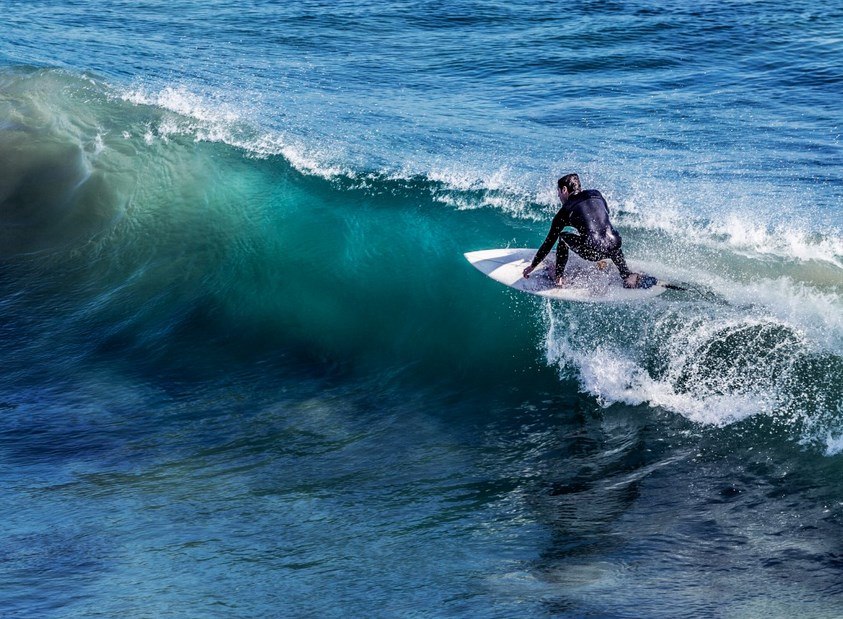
[0,1,841,616]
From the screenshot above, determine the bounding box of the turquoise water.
[1,1,842,616]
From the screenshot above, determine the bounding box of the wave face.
[1,1,843,616]
[0,69,549,389]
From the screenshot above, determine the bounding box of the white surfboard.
[464,248,669,302]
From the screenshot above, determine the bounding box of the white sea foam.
[617,192,843,269]
[533,203,843,451]
[432,189,537,221]
[119,84,352,179]
[427,165,515,193]
[824,434,843,456]
[717,277,843,354]
[543,307,788,427]
[121,85,240,125]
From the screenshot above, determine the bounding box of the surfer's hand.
[522,265,534,279]
[623,273,641,289]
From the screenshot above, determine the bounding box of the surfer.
[522,174,642,288]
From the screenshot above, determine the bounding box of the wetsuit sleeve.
[531,210,567,269]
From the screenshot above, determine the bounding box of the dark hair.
[557,173,581,194]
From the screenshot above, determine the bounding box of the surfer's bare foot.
[596,260,608,270]
[623,273,640,289]
[555,276,572,287]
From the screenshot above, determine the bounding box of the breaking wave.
[2,66,841,454]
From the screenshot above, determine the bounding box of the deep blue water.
[1,1,842,616]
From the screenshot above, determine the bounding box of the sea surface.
[1,1,842,617]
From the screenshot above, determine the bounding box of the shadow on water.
[488,403,843,618]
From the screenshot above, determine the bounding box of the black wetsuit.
[530,189,632,279]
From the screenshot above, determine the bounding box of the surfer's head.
[557,173,581,202]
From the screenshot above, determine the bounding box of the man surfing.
[522,173,645,289]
